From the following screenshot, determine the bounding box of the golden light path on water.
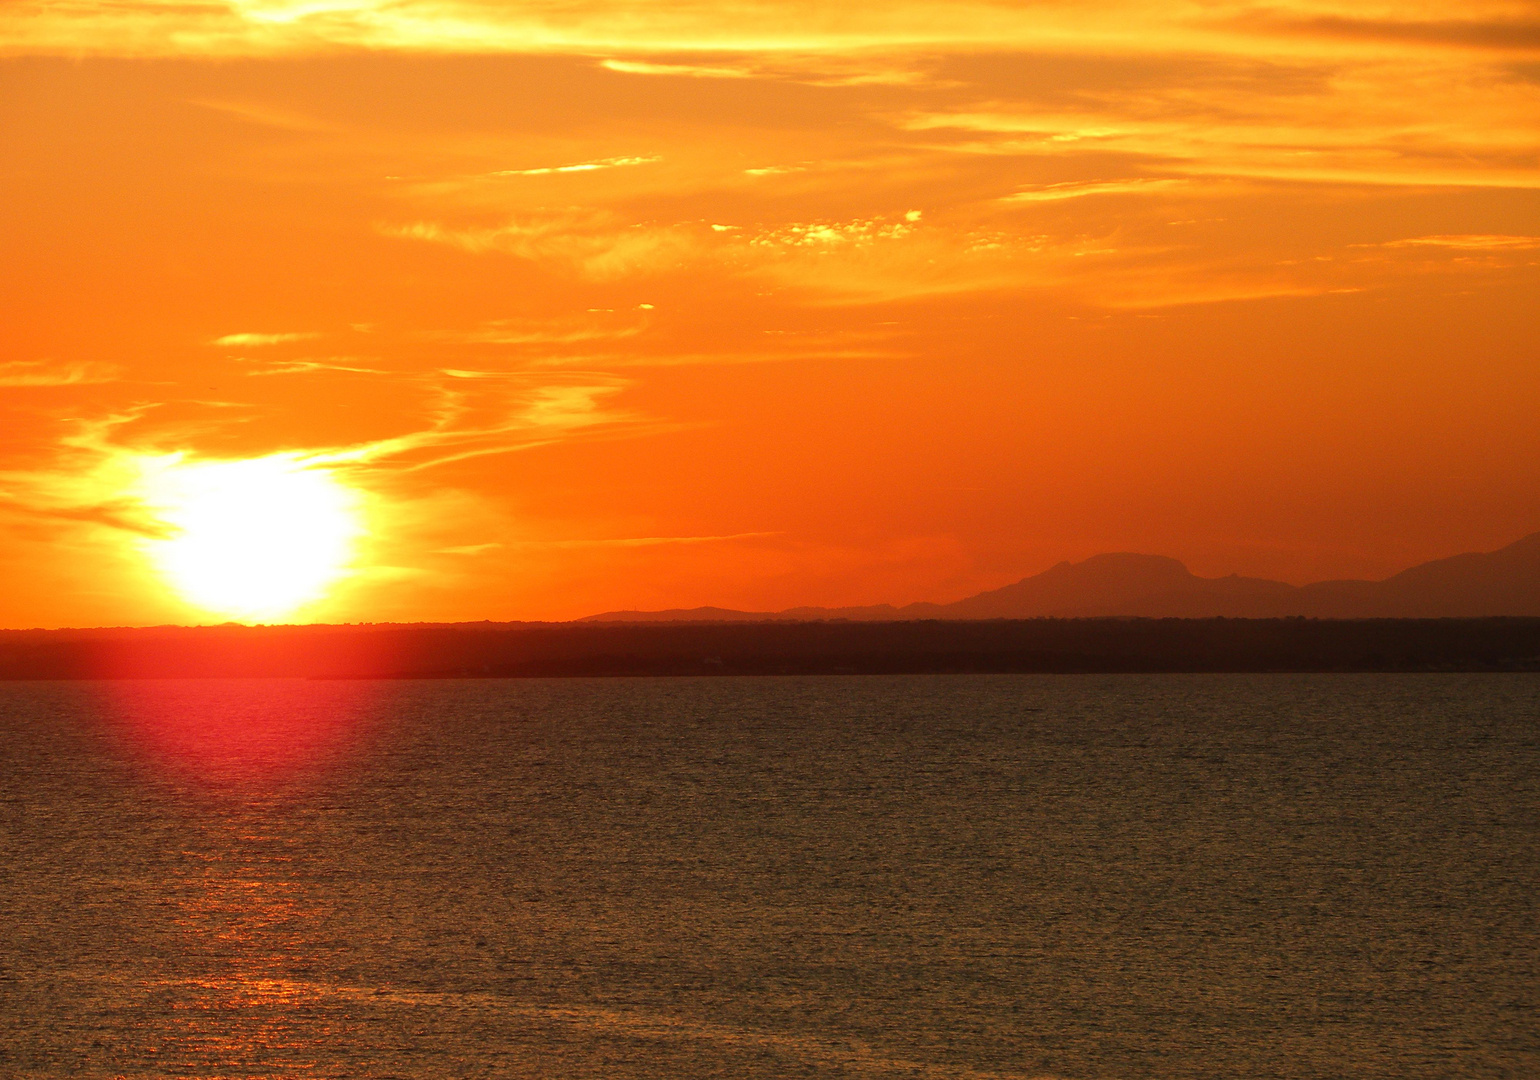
[135,453,364,622]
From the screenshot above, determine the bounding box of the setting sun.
[137,455,363,622]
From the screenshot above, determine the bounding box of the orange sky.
[2,0,1538,626]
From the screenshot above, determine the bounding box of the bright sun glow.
[138,454,364,622]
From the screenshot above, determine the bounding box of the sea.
[0,674,1535,1080]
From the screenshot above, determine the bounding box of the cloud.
[601,59,754,79]
[509,531,781,548]
[487,154,660,177]
[285,370,664,474]
[1378,233,1540,250]
[712,212,1088,303]
[0,413,173,539]
[435,542,503,555]
[212,332,321,347]
[903,86,1540,190]
[435,533,777,556]
[0,493,170,538]
[745,213,923,251]
[1004,178,1188,202]
[0,360,119,387]
[382,213,696,280]
[243,358,390,376]
[744,165,808,177]
[539,347,908,369]
[445,314,649,347]
[599,56,927,86]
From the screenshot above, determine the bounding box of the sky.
[2,0,1538,627]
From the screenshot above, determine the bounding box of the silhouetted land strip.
[3,618,1540,679]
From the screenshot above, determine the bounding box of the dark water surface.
[1,675,1536,1079]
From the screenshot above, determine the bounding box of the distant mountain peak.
[581,531,1540,622]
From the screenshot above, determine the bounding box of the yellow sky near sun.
[1,0,1537,625]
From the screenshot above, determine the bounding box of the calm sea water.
[0,675,1535,1080]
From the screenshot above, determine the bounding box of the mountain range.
[583,531,1540,621]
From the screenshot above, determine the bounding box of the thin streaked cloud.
[382,215,696,280]
[600,59,754,79]
[488,154,660,177]
[242,358,391,376]
[508,531,782,548]
[0,360,120,387]
[904,85,1540,190]
[1003,179,1189,202]
[212,332,322,347]
[1379,233,1540,249]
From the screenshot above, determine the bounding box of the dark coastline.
[3,618,1540,679]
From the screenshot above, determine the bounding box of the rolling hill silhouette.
[584,531,1540,621]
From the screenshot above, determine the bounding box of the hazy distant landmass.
[583,532,1540,622]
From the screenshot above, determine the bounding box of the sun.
[138,454,364,622]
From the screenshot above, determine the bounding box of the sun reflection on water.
[97,679,387,1074]
[103,678,378,792]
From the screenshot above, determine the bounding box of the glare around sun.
[138,454,363,622]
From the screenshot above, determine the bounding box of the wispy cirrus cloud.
[599,56,930,86]
[384,210,952,296]
[1378,233,1540,249]
[747,212,924,249]
[535,346,908,369]
[508,531,781,548]
[0,496,173,539]
[242,358,391,376]
[377,202,1341,308]
[313,375,662,473]
[382,213,696,280]
[448,316,649,347]
[600,59,754,79]
[0,360,119,385]
[0,411,178,540]
[211,331,322,347]
[487,154,660,177]
[1003,178,1189,202]
[0,360,119,387]
[904,88,1540,190]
